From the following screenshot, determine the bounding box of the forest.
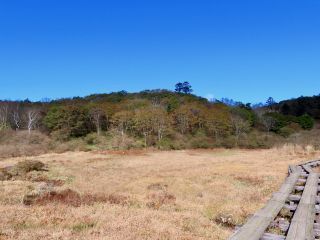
[0,83,318,153]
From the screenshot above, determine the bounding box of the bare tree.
[151,107,169,141]
[89,108,106,136]
[133,108,154,148]
[0,102,9,130]
[261,115,276,133]
[111,110,134,139]
[25,108,40,134]
[255,108,276,134]
[230,115,250,146]
[204,108,231,142]
[11,103,21,131]
[174,106,193,134]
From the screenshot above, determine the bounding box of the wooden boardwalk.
[229,159,320,240]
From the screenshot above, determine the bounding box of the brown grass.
[0,148,319,239]
[27,189,129,207]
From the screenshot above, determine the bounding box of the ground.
[0,146,319,240]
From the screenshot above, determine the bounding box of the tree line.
[0,88,316,149]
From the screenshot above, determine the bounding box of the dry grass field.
[0,146,319,240]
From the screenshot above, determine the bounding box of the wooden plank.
[229,160,320,240]
[286,172,319,240]
[289,165,299,174]
[261,233,285,240]
[228,172,301,240]
[303,165,313,173]
[288,194,301,202]
[294,186,304,191]
[284,203,297,211]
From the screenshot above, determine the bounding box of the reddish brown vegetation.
[27,189,129,207]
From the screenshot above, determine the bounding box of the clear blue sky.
[1,0,320,103]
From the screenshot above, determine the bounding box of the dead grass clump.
[25,172,64,186]
[24,188,129,207]
[234,175,265,186]
[214,213,237,228]
[23,182,54,205]
[11,160,45,174]
[146,182,175,209]
[81,193,129,206]
[0,160,46,181]
[72,222,95,232]
[0,231,7,238]
[147,183,168,191]
[146,190,176,209]
[104,194,129,205]
[0,168,12,181]
[33,189,82,207]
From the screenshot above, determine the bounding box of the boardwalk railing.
[229,159,320,240]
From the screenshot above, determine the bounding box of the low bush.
[0,160,46,181]
[279,126,296,138]
[297,114,314,130]
[146,191,176,209]
[187,130,213,149]
[0,130,52,158]
[23,186,129,207]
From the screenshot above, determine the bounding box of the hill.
[0,90,319,158]
[275,95,320,119]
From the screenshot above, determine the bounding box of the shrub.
[0,160,46,181]
[241,131,281,149]
[156,138,176,150]
[222,136,237,148]
[12,160,45,174]
[72,222,95,232]
[146,191,176,209]
[279,126,296,138]
[297,114,314,130]
[44,105,94,139]
[188,130,213,149]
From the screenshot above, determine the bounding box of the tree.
[266,97,276,112]
[175,82,184,93]
[204,104,232,142]
[297,114,314,130]
[89,107,107,136]
[175,82,193,94]
[182,82,193,94]
[281,103,291,115]
[133,108,154,147]
[150,107,169,141]
[173,105,195,134]
[24,108,40,134]
[266,97,276,106]
[111,110,134,138]
[230,110,250,146]
[11,103,22,131]
[0,102,9,130]
[261,115,276,133]
[43,105,92,138]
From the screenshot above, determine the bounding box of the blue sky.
[0,0,320,103]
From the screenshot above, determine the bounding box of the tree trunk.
[144,132,147,148]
